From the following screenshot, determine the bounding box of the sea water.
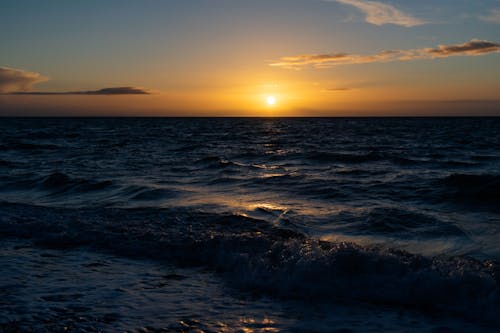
[1,118,499,332]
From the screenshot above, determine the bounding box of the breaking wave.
[0,202,498,325]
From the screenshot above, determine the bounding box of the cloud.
[1,66,151,96]
[480,8,500,24]
[270,39,500,69]
[11,86,152,95]
[86,87,151,95]
[425,40,500,57]
[0,67,48,93]
[332,0,426,27]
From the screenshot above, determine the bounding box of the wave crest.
[0,203,497,325]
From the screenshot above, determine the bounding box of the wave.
[0,172,187,207]
[294,184,345,199]
[38,172,114,194]
[439,160,479,168]
[0,159,17,168]
[0,203,497,326]
[440,173,500,206]
[196,156,265,171]
[306,151,441,167]
[307,151,385,164]
[197,156,223,164]
[0,172,114,195]
[0,140,60,151]
[470,155,499,161]
[206,173,305,186]
[255,173,305,184]
[123,185,180,201]
[332,207,466,239]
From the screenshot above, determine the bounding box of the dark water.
[1,118,500,332]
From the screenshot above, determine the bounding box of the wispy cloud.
[331,0,426,27]
[271,39,500,69]
[12,87,151,95]
[480,8,500,24]
[0,67,48,93]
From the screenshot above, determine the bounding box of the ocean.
[1,117,499,332]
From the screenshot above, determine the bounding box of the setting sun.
[266,96,276,106]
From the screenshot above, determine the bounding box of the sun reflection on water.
[239,317,280,333]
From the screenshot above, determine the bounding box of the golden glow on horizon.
[4,73,499,117]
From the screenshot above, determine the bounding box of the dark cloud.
[82,87,151,95]
[1,66,151,95]
[271,39,500,69]
[9,86,151,95]
[425,40,500,56]
[0,67,48,93]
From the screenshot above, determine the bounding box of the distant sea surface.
[1,117,500,332]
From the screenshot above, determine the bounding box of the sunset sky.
[1,0,499,116]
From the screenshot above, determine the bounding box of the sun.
[266,96,276,106]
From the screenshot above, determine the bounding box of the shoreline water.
[1,202,499,332]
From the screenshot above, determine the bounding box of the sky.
[0,0,499,116]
